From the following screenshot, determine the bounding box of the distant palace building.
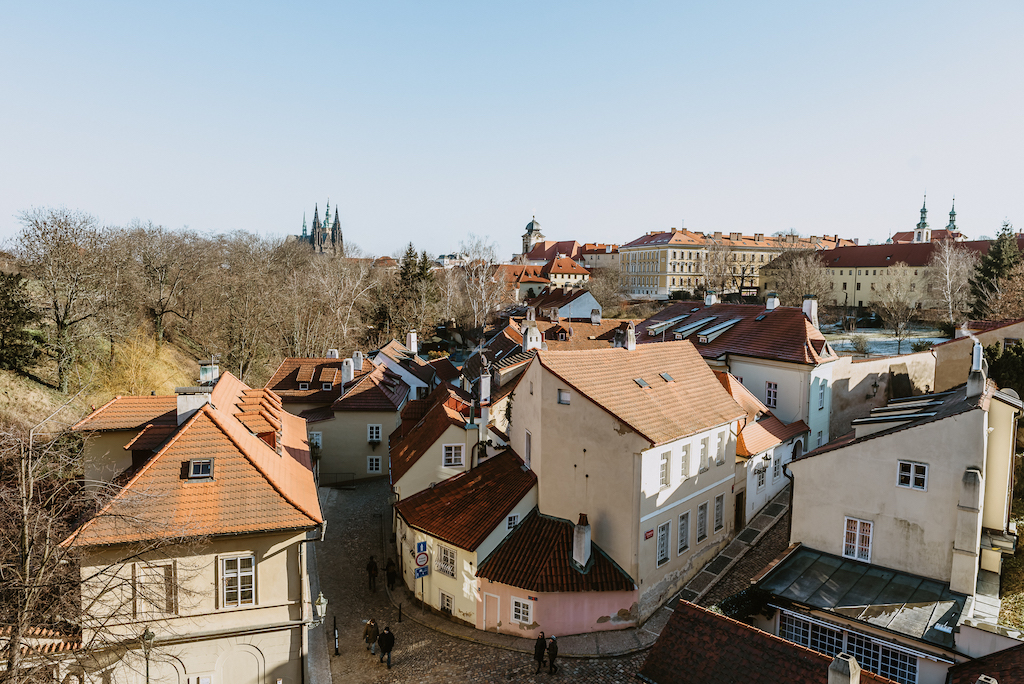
[295,200,344,255]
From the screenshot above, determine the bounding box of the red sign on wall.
[644,529,654,540]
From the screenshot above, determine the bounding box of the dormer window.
[188,458,213,479]
[322,382,332,391]
[299,382,309,391]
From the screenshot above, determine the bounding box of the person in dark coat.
[533,632,546,674]
[377,626,395,669]
[547,635,559,674]
[363,618,379,655]
[385,558,397,591]
[366,555,378,592]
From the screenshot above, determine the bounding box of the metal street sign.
[416,541,426,553]
[414,566,428,579]
[415,552,429,567]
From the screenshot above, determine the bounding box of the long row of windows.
[133,555,255,617]
[657,431,728,490]
[655,495,725,566]
[779,612,918,684]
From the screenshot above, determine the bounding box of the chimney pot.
[352,350,364,371]
[802,296,819,329]
[326,349,340,359]
[967,341,987,398]
[827,653,861,684]
[341,358,355,386]
[406,330,418,355]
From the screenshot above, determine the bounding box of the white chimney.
[572,513,592,567]
[326,349,340,359]
[352,350,364,371]
[625,322,636,351]
[802,295,819,329]
[341,358,354,386]
[406,330,418,355]
[705,291,718,306]
[175,388,211,425]
[479,373,491,429]
[198,359,219,386]
[524,322,544,352]
[827,654,861,684]
[591,308,601,325]
[967,340,987,398]
[765,293,780,311]
[976,676,998,684]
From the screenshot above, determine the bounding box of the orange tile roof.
[389,391,472,484]
[541,257,590,276]
[265,357,371,404]
[637,600,898,684]
[890,229,963,243]
[525,240,582,261]
[477,509,634,592]
[530,317,640,351]
[713,371,767,423]
[622,229,854,251]
[394,449,536,550]
[737,415,809,457]
[67,373,322,547]
[537,341,746,446]
[636,302,838,366]
[332,364,409,412]
[123,423,178,452]
[73,395,178,432]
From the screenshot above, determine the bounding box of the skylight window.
[634,378,650,388]
[660,372,674,382]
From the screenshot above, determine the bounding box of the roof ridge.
[71,395,122,430]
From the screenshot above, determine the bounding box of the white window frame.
[699,437,710,472]
[322,382,333,391]
[716,431,726,465]
[714,494,725,532]
[367,455,382,474]
[525,429,532,467]
[697,502,708,542]
[659,451,671,489]
[680,445,690,481]
[558,389,571,405]
[765,382,778,408]
[756,466,766,491]
[897,461,928,491]
[367,424,382,442]
[843,517,873,562]
[221,555,255,608]
[308,432,322,448]
[677,511,690,554]
[507,514,519,530]
[818,382,826,410]
[436,544,456,578]
[817,431,823,447]
[189,458,213,479]
[511,596,532,624]
[657,520,671,567]
[298,382,309,391]
[136,562,175,617]
[443,444,465,468]
[773,453,781,482]
[439,589,454,614]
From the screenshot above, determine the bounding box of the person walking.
[547,635,559,675]
[377,626,395,669]
[366,555,378,592]
[533,631,547,674]
[363,618,379,655]
[385,558,397,591]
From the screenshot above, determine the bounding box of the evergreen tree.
[417,250,434,284]
[984,341,1024,399]
[399,243,419,289]
[0,272,41,372]
[971,221,1021,317]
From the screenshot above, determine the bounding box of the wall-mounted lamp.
[869,380,879,398]
[309,592,328,628]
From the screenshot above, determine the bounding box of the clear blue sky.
[1,2,1022,259]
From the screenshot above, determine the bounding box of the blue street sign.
[416,541,426,553]
[414,566,428,579]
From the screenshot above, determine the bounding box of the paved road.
[317,478,649,683]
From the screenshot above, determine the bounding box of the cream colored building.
[508,338,748,621]
[934,319,1024,392]
[69,371,324,684]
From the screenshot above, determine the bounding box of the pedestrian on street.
[533,631,547,674]
[377,626,395,669]
[385,558,397,591]
[366,555,378,592]
[547,635,559,675]
[363,618,379,655]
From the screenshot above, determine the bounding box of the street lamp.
[140,627,155,684]
[311,592,328,628]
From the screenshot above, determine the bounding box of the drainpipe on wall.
[783,462,795,542]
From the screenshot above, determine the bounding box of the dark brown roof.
[332,365,409,412]
[636,301,838,365]
[73,396,178,432]
[265,357,370,404]
[537,341,745,446]
[394,449,536,550]
[526,287,592,311]
[428,356,461,384]
[818,237,1024,269]
[947,642,1024,684]
[389,392,471,484]
[477,509,634,592]
[637,600,897,684]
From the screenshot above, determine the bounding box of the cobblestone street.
[317,478,650,683]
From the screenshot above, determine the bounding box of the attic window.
[659,372,674,383]
[188,458,213,479]
[322,382,333,391]
[755,314,767,321]
[690,307,701,312]
[558,390,571,405]
[299,382,309,391]
[634,378,650,388]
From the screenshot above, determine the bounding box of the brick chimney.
[573,514,592,567]
[406,330,418,355]
[827,654,860,684]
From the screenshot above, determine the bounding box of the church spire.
[914,194,930,243]
[302,212,307,238]
[947,198,957,230]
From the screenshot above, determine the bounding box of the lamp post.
[140,627,155,684]
[311,592,328,628]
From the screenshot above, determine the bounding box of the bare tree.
[928,238,978,326]
[876,262,918,354]
[763,250,833,306]
[585,267,629,309]
[14,208,109,393]
[703,238,731,295]
[459,235,505,331]
[435,267,465,324]
[130,223,207,344]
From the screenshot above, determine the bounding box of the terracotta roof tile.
[890,229,963,243]
[541,257,589,276]
[524,240,582,261]
[73,396,177,432]
[818,237,1024,269]
[636,302,838,365]
[266,357,371,404]
[537,342,745,446]
[713,370,767,422]
[526,287,591,310]
[394,449,536,550]
[637,600,897,684]
[389,391,472,484]
[332,365,410,412]
[123,423,177,452]
[948,642,1024,684]
[477,509,634,592]
[622,229,853,251]
[427,356,461,383]
[737,415,809,457]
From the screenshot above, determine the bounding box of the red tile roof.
[394,449,536,550]
[513,317,639,352]
[73,396,178,432]
[332,365,409,412]
[737,415,809,457]
[265,357,370,404]
[580,243,618,255]
[389,391,472,484]
[525,240,582,261]
[427,356,461,384]
[526,287,592,310]
[67,373,322,547]
[537,341,746,446]
[890,229,963,243]
[713,370,767,422]
[819,237,1024,269]
[636,302,838,366]
[622,229,853,251]
[477,508,635,592]
[541,257,590,276]
[947,642,1024,684]
[637,600,897,684]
